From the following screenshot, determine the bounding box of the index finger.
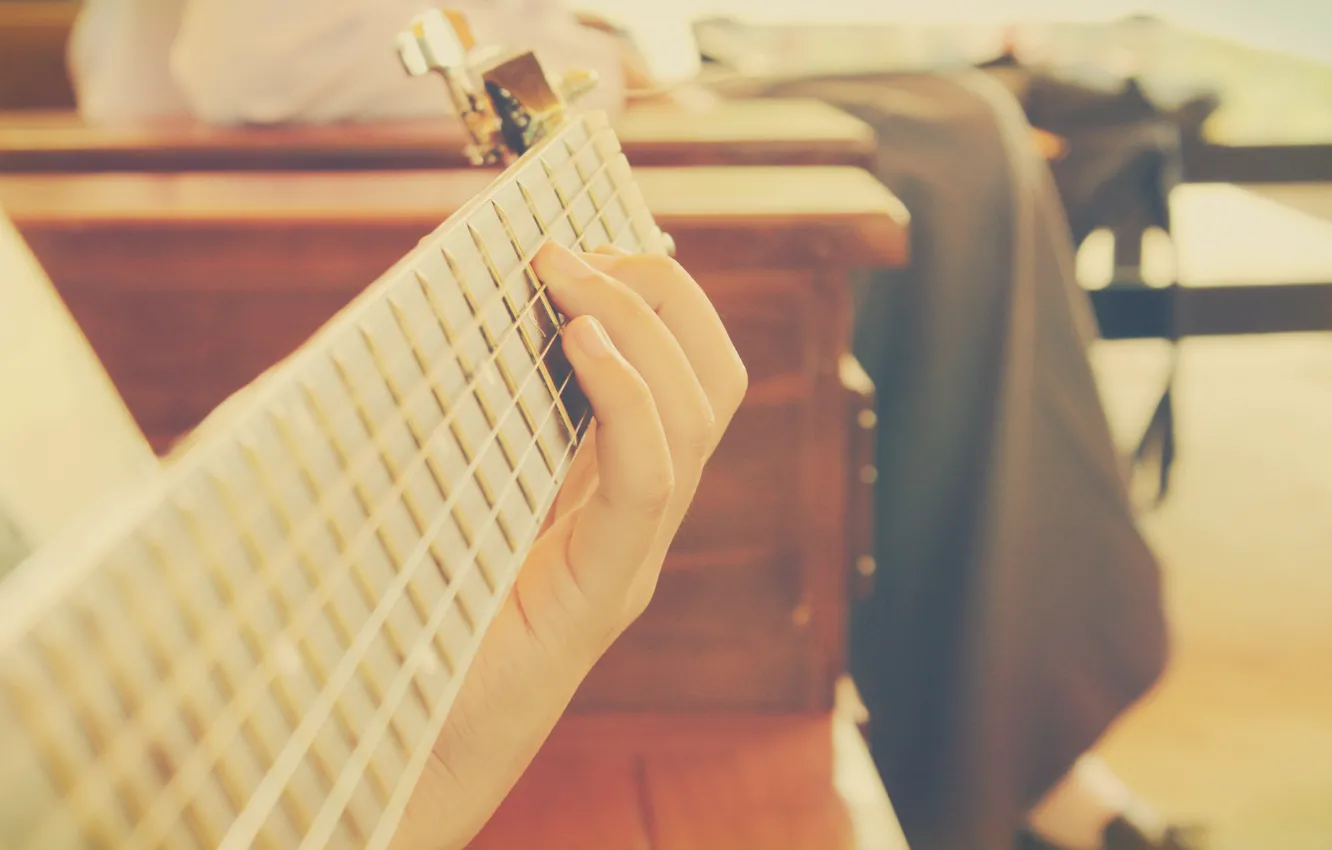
[580,251,747,422]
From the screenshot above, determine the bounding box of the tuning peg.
[556,67,599,106]
[412,9,467,71]
[395,31,429,77]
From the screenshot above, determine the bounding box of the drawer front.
[33,225,861,710]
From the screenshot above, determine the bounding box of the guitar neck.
[0,111,667,850]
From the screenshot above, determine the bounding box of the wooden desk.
[0,99,877,172]
[1,165,908,713]
[471,708,908,850]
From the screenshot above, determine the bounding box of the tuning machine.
[396,8,600,165]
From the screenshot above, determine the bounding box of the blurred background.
[0,2,1328,849]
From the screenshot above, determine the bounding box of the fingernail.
[538,242,597,280]
[591,244,631,257]
[568,316,613,359]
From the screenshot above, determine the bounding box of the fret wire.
[297,390,589,850]
[434,247,515,438]
[241,431,393,686]
[266,398,451,836]
[204,463,378,837]
[231,373,586,850]
[377,297,492,607]
[452,227,547,459]
[467,219,580,446]
[515,180,579,362]
[234,441,390,830]
[269,400,465,721]
[295,380,434,757]
[562,137,617,248]
[383,294,537,516]
[70,601,154,821]
[360,315,485,638]
[207,152,630,550]
[49,208,635,833]
[479,208,547,356]
[37,618,120,778]
[0,118,615,643]
[9,117,643,846]
[38,329,566,849]
[326,345,481,750]
[7,636,111,821]
[271,405,453,656]
[328,350,476,640]
[261,412,441,840]
[199,480,327,808]
[424,261,556,483]
[541,158,591,251]
[172,132,627,563]
[121,310,580,850]
[169,499,309,836]
[437,246,536,541]
[494,198,563,334]
[6,670,109,842]
[32,532,233,848]
[139,529,248,783]
[360,125,618,448]
[32,490,333,847]
[354,410,593,850]
[586,134,641,246]
[102,560,204,807]
[32,611,121,768]
[37,204,633,850]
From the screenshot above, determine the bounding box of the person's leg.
[755,72,1171,849]
[1026,755,1169,849]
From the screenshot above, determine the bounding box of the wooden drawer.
[2,166,908,710]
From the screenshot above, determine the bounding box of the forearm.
[389,598,592,850]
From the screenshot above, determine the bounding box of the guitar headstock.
[396,8,600,166]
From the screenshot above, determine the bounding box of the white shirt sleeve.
[68,0,193,121]
[70,0,625,125]
[170,0,625,125]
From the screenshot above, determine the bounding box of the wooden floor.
[1092,333,1332,850]
[470,710,909,850]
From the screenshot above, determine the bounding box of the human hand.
[391,243,746,849]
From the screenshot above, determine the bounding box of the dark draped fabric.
[739,72,1170,850]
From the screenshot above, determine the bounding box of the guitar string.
[38,301,582,848]
[113,339,582,850]
[199,123,636,563]
[31,202,636,846]
[331,416,587,850]
[27,144,642,840]
[275,400,590,850]
[221,386,589,850]
[2,117,620,687]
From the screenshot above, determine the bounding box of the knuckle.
[643,253,689,280]
[719,351,749,413]
[623,253,692,289]
[675,403,718,461]
[603,273,657,320]
[624,288,659,324]
[637,465,676,517]
[600,462,673,520]
[732,356,750,401]
[622,372,659,415]
[625,578,660,622]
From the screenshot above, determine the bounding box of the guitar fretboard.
[0,111,667,850]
